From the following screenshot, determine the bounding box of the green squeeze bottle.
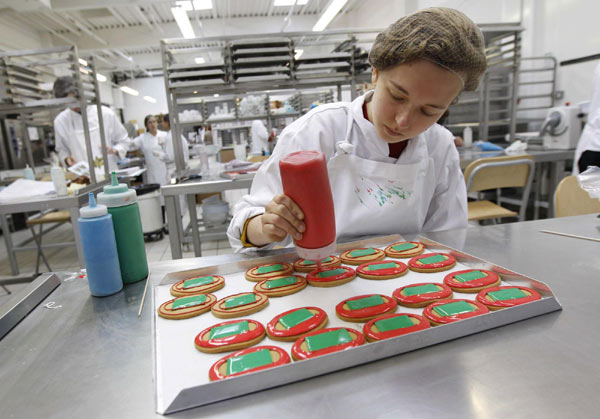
[97,172,148,284]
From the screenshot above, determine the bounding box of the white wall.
[119,77,168,128]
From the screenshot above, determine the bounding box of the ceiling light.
[120,86,139,96]
[195,57,205,64]
[213,93,219,97]
[144,96,157,103]
[176,1,212,11]
[171,7,196,39]
[274,0,309,6]
[78,58,88,66]
[294,49,304,60]
[80,67,89,75]
[96,73,107,82]
[312,0,348,32]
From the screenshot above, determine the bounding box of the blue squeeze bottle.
[78,192,123,297]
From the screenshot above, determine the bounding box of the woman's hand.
[247,194,305,246]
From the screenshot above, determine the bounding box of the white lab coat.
[165,130,190,177]
[54,105,129,171]
[227,92,467,253]
[574,62,600,174]
[250,119,269,155]
[131,131,169,186]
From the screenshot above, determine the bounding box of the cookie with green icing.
[384,241,425,258]
[253,274,308,297]
[339,247,385,265]
[293,255,341,273]
[158,293,217,320]
[245,263,294,282]
[170,275,225,297]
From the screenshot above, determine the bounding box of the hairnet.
[53,76,77,98]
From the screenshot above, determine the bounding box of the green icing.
[171,294,207,310]
[346,295,385,310]
[454,270,487,283]
[403,284,440,296]
[488,288,527,301]
[349,248,376,257]
[265,276,298,289]
[279,308,315,329]
[257,264,284,274]
[302,257,332,265]
[224,293,256,308]
[433,301,475,317]
[418,254,447,265]
[305,329,352,352]
[391,243,417,251]
[227,349,273,375]
[183,276,214,289]
[374,315,414,332]
[317,268,347,278]
[367,262,397,271]
[209,320,249,339]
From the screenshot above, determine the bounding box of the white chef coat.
[227,92,468,253]
[574,62,600,174]
[165,130,190,175]
[54,105,129,171]
[131,131,169,186]
[250,119,269,155]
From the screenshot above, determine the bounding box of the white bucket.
[137,189,163,233]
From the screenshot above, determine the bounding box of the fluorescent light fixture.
[176,1,212,11]
[143,96,157,103]
[120,86,139,96]
[213,93,219,97]
[274,0,309,6]
[312,0,348,32]
[78,58,88,66]
[294,49,304,60]
[79,67,89,75]
[193,90,198,94]
[171,6,196,39]
[195,57,205,64]
[96,73,107,82]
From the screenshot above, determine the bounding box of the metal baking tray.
[152,234,561,415]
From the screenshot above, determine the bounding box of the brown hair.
[368,7,487,91]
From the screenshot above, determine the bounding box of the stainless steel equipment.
[540,105,583,149]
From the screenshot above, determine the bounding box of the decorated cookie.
[476,286,542,311]
[157,293,217,320]
[335,294,397,322]
[339,247,385,265]
[293,256,341,273]
[194,319,265,353]
[253,275,307,297]
[393,282,453,308]
[306,266,356,287]
[408,253,456,273]
[423,299,489,326]
[355,260,408,280]
[443,269,501,293]
[211,292,269,319]
[209,346,291,381]
[291,327,365,361]
[384,241,425,258]
[363,313,430,342]
[170,275,225,297]
[245,262,294,282]
[266,306,328,342]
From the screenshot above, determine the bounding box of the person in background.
[161,114,190,178]
[131,115,169,186]
[53,76,129,171]
[573,61,600,174]
[250,119,271,155]
[203,124,213,145]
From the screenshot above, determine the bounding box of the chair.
[554,175,600,217]
[26,209,72,275]
[464,155,535,223]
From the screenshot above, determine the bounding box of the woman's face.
[146,117,158,132]
[368,59,463,143]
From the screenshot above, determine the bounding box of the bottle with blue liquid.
[78,193,123,297]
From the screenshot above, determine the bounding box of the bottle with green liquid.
[97,172,148,284]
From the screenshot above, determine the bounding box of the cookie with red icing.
[253,275,307,297]
[355,260,408,280]
[444,269,501,293]
[266,306,328,342]
[476,286,542,311]
[245,262,293,282]
[393,282,453,308]
[170,275,225,297]
[293,256,341,273]
[306,266,356,287]
[339,247,385,265]
[423,299,489,326]
[335,294,397,322]
[195,319,265,353]
[363,313,430,342]
[211,292,269,319]
[291,327,365,361]
[408,253,456,273]
[384,241,425,258]
[209,346,290,381]
[158,293,217,320]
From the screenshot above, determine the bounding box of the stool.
[26,210,71,275]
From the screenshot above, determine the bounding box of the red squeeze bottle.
[279,150,336,261]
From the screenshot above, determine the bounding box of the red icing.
[306,266,355,283]
[209,345,290,381]
[393,282,452,305]
[363,313,430,340]
[356,260,408,276]
[443,269,499,289]
[247,263,293,279]
[408,253,456,269]
[335,294,397,319]
[267,306,327,338]
[476,286,542,308]
[291,327,365,360]
[423,299,489,325]
[195,319,265,349]
[279,151,335,250]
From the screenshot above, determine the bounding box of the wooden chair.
[554,175,600,217]
[464,155,535,223]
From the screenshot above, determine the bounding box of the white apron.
[70,109,118,171]
[327,107,435,240]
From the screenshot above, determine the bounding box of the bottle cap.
[97,172,137,208]
[80,193,108,218]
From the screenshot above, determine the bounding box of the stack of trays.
[168,61,228,89]
[294,52,352,80]
[0,60,47,104]
[231,38,293,83]
[353,48,371,75]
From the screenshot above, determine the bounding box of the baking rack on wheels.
[152,233,561,415]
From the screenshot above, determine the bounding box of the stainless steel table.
[1,214,599,417]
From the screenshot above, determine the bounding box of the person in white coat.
[573,61,600,174]
[131,115,169,186]
[227,8,487,253]
[250,119,270,155]
[161,114,190,178]
[53,76,129,171]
